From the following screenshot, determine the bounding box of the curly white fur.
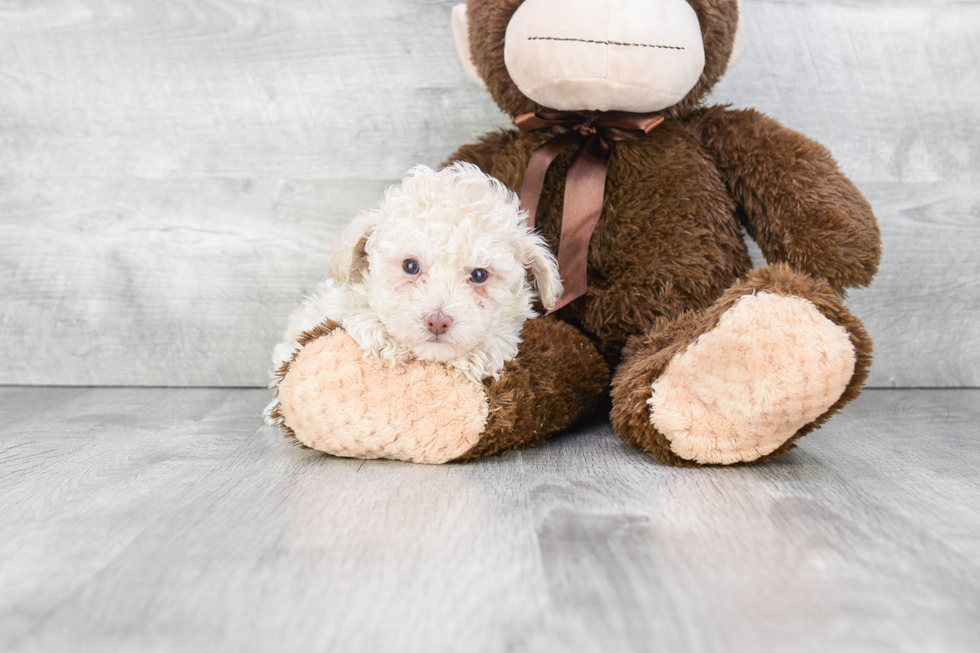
[270,162,561,386]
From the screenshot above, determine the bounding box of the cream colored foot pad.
[278,331,489,464]
[648,292,856,464]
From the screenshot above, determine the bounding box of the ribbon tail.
[519,130,578,227]
[548,145,610,313]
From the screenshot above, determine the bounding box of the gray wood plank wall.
[1,0,978,387]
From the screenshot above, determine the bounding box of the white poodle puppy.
[270,162,562,387]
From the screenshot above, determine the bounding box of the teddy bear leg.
[455,316,610,461]
[272,318,608,464]
[610,264,873,466]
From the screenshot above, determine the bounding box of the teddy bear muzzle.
[503,0,707,113]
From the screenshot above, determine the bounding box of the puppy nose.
[425,312,454,335]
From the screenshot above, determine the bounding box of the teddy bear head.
[452,0,745,118]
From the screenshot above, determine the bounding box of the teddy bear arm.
[695,107,881,293]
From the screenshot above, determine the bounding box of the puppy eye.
[402,259,421,275]
[469,268,489,284]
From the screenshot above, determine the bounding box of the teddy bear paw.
[647,292,856,465]
[273,329,489,464]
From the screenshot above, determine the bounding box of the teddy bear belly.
[488,126,753,349]
[583,161,751,343]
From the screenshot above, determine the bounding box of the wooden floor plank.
[1,388,978,652]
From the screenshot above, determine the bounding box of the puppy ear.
[452,4,487,89]
[329,210,379,285]
[522,231,563,311]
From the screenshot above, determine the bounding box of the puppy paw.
[272,325,489,464]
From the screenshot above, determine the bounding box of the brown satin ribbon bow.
[516,110,665,311]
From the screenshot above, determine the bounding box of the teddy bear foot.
[272,324,490,464]
[271,318,608,464]
[648,292,856,465]
[611,265,873,466]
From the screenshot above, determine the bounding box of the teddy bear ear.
[727,0,747,70]
[452,4,487,90]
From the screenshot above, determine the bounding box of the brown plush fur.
[454,317,609,461]
[694,106,881,293]
[439,0,881,464]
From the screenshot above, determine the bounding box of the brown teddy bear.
[272,0,880,466]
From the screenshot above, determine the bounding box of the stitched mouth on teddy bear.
[526,36,687,52]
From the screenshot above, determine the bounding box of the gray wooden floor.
[1,388,978,653]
